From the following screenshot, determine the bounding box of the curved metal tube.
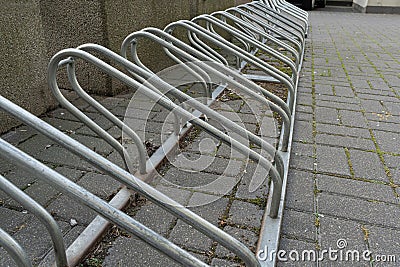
[59,61,148,174]
[0,138,207,267]
[0,92,264,266]
[48,47,282,252]
[122,29,292,151]
[245,2,306,37]
[192,14,299,79]
[0,175,67,267]
[164,20,296,112]
[0,227,32,267]
[227,7,303,53]
[211,11,300,66]
[123,38,212,102]
[242,3,306,41]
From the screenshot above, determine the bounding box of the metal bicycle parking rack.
[0,1,308,266]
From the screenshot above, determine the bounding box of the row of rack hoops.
[0,1,308,266]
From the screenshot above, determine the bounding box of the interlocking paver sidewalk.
[1,6,399,267]
[279,8,400,266]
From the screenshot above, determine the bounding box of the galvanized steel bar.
[211,11,300,67]
[226,7,303,52]
[164,20,296,113]
[0,94,261,266]
[0,227,32,267]
[0,138,207,267]
[0,175,68,267]
[121,29,291,152]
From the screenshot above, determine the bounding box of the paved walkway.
[279,7,400,266]
[0,7,399,267]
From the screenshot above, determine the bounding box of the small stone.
[70,219,78,227]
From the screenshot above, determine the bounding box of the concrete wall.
[353,0,400,13]
[0,0,57,133]
[0,0,237,134]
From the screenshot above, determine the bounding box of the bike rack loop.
[120,29,291,154]
[163,20,296,112]
[234,4,305,45]
[191,14,299,77]
[226,6,303,53]
[210,11,300,66]
[241,2,306,39]
[54,58,148,175]
[50,47,283,212]
[0,226,32,267]
[258,0,308,32]
[0,138,206,267]
[0,175,67,267]
[0,95,260,267]
[243,2,306,38]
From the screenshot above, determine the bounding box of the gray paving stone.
[315,94,360,105]
[315,107,339,124]
[369,120,400,133]
[316,133,375,151]
[315,145,351,176]
[383,154,399,171]
[235,162,269,200]
[169,198,229,252]
[281,209,316,241]
[22,180,60,207]
[317,174,397,204]
[318,216,367,265]
[1,125,37,146]
[293,120,313,143]
[360,99,385,114]
[211,258,241,267]
[103,235,180,267]
[161,167,238,194]
[291,142,314,158]
[39,225,86,267]
[17,134,58,157]
[46,195,96,226]
[365,112,400,124]
[339,110,368,128]
[285,170,315,212]
[214,226,257,258]
[227,200,263,229]
[2,219,69,266]
[334,86,355,98]
[54,166,85,182]
[0,207,32,232]
[318,193,400,229]
[367,225,400,266]
[295,111,313,122]
[77,172,121,200]
[373,130,399,154]
[348,150,388,182]
[289,154,315,171]
[42,117,83,133]
[315,100,361,111]
[35,146,96,171]
[171,152,244,177]
[316,123,371,139]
